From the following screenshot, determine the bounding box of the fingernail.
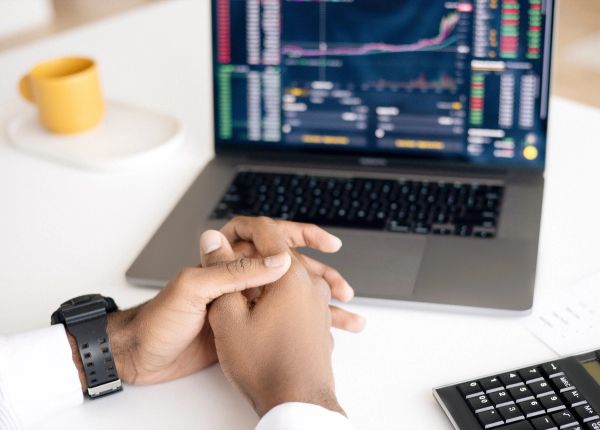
[345,285,355,301]
[264,252,290,268]
[332,236,343,251]
[200,230,222,254]
[356,316,367,331]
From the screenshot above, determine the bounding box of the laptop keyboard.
[211,171,504,239]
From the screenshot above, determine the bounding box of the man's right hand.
[205,221,365,417]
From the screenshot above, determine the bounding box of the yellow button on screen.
[523,146,539,161]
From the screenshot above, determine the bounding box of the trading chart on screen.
[212,0,553,167]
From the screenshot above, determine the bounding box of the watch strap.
[66,316,122,398]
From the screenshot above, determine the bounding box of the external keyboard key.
[564,390,588,408]
[501,421,534,430]
[477,409,504,429]
[586,420,600,430]
[529,379,555,398]
[575,404,600,423]
[552,410,579,429]
[480,376,504,393]
[498,404,526,424]
[500,372,525,388]
[520,399,546,419]
[531,416,558,430]
[509,385,535,402]
[551,375,576,393]
[468,394,494,413]
[489,389,514,407]
[541,394,567,413]
[458,381,484,398]
[519,367,545,384]
[542,363,564,379]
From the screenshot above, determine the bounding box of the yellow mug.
[19,56,104,134]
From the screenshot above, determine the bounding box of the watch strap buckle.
[88,379,123,398]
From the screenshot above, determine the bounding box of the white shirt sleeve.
[0,325,84,429]
[0,326,352,430]
[256,402,354,430]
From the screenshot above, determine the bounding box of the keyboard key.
[468,394,494,413]
[489,389,514,407]
[500,372,525,389]
[509,385,535,403]
[541,394,566,413]
[551,410,579,429]
[529,379,555,398]
[480,376,504,393]
[498,404,525,424]
[520,399,546,418]
[551,375,576,393]
[501,421,534,430]
[519,367,545,384]
[564,390,588,408]
[586,420,600,430]
[477,409,504,429]
[575,404,600,423]
[458,381,484,398]
[542,363,564,379]
[531,415,558,430]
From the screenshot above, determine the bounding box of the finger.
[228,240,265,302]
[199,230,251,321]
[221,216,342,256]
[220,216,285,257]
[299,254,354,303]
[206,252,291,328]
[197,230,292,303]
[231,240,259,259]
[198,230,290,330]
[274,220,343,253]
[330,305,366,333]
[312,273,332,303]
[200,229,236,267]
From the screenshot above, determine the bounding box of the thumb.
[205,252,291,331]
[199,252,292,304]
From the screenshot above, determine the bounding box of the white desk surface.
[1,1,600,429]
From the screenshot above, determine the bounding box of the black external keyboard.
[434,349,600,430]
[211,171,504,238]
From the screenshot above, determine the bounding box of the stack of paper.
[527,272,600,355]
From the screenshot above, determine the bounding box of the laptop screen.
[212,0,554,168]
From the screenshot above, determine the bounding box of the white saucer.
[5,100,183,169]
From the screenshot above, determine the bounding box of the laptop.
[127,0,556,311]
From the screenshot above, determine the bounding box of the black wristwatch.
[51,294,123,399]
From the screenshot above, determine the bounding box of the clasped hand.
[84,217,365,417]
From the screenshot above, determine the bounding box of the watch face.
[55,295,118,324]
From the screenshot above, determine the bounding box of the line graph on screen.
[283,12,460,58]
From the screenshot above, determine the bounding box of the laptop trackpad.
[304,231,426,299]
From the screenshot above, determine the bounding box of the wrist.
[257,387,345,418]
[106,309,138,384]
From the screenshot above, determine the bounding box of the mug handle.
[19,75,34,103]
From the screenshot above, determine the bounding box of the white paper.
[527,272,600,355]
